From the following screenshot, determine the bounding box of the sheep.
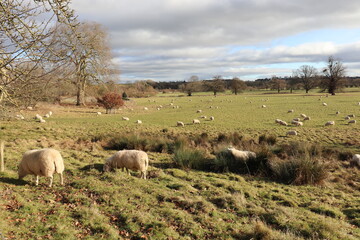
[345,116,351,120]
[39,118,46,123]
[275,119,282,124]
[348,120,356,124]
[122,117,129,121]
[48,111,53,116]
[279,120,288,126]
[300,114,307,118]
[18,148,64,187]
[97,112,102,115]
[27,106,33,110]
[44,114,50,118]
[303,116,311,121]
[325,121,335,126]
[200,116,207,119]
[157,108,161,111]
[323,103,327,106]
[293,121,303,126]
[35,114,42,120]
[351,154,360,167]
[262,105,266,108]
[143,107,148,111]
[196,110,202,113]
[103,150,149,179]
[193,119,200,124]
[287,130,298,136]
[15,114,25,120]
[336,111,340,115]
[177,121,185,127]
[209,116,215,121]
[227,147,256,161]
[293,118,301,122]
[136,120,142,124]
[348,114,356,118]
[287,110,294,113]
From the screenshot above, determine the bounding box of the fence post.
[0,141,4,172]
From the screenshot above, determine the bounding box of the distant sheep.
[348,114,356,118]
[196,110,202,113]
[287,130,298,136]
[209,116,215,121]
[97,112,102,115]
[348,120,356,124]
[48,111,53,116]
[15,114,24,120]
[351,154,360,167]
[136,120,142,124]
[262,105,266,108]
[345,116,351,120]
[323,103,327,106]
[122,117,130,121]
[44,114,50,118]
[227,147,256,161]
[300,114,307,118]
[18,148,64,187]
[336,111,340,115]
[293,118,301,122]
[303,116,311,121]
[177,121,185,127]
[279,120,288,126]
[143,107,148,111]
[39,119,46,123]
[288,109,294,113]
[325,121,335,126]
[200,116,207,119]
[275,119,282,124]
[293,121,303,126]
[103,150,149,179]
[193,119,200,124]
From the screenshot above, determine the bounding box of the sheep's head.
[103,163,111,172]
[18,165,26,179]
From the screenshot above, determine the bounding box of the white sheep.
[48,111,53,116]
[325,121,335,126]
[262,105,266,108]
[122,117,130,121]
[136,120,142,124]
[18,148,64,187]
[293,121,303,126]
[227,147,256,161]
[39,118,46,123]
[97,112,102,115]
[287,109,294,113]
[193,119,200,124]
[293,118,301,122]
[348,114,355,118]
[103,150,149,179]
[144,107,148,111]
[323,103,327,106]
[303,116,311,121]
[196,110,202,113]
[209,116,215,121]
[44,114,50,118]
[279,120,288,126]
[348,120,356,124]
[287,130,298,136]
[336,111,340,115]
[200,116,207,119]
[300,114,307,118]
[15,114,25,120]
[177,121,185,127]
[345,116,351,120]
[351,154,360,167]
[275,119,282,124]
[35,114,42,120]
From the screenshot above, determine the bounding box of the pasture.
[1,90,360,239]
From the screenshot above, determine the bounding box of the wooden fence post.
[0,141,4,172]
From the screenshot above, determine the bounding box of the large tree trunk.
[76,79,86,106]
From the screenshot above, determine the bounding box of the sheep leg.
[141,171,146,180]
[126,168,130,175]
[35,176,39,186]
[49,176,53,187]
[59,173,64,185]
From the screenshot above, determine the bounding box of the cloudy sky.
[71,0,360,82]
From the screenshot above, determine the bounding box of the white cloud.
[70,0,360,81]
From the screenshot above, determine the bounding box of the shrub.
[270,156,328,185]
[258,134,277,145]
[122,92,129,100]
[173,148,212,171]
[97,92,124,114]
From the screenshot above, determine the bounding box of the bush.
[270,157,328,185]
[173,148,212,171]
[97,92,124,114]
[258,134,277,145]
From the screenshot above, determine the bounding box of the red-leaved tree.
[97,92,124,114]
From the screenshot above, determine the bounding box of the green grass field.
[1,90,360,239]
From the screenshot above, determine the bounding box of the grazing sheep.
[48,111,53,116]
[103,150,149,179]
[177,121,185,127]
[351,154,360,167]
[279,120,288,126]
[44,114,50,118]
[345,116,351,120]
[293,118,301,122]
[336,111,340,115]
[275,119,282,124]
[15,114,25,120]
[293,121,303,126]
[262,105,266,108]
[27,106,33,110]
[200,116,207,119]
[122,117,130,121]
[325,121,335,126]
[35,114,42,120]
[303,116,311,121]
[39,118,46,123]
[197,110,202,113]
[287,130,298,136]
[143,107,148,111]
[193,119,200,124]
[157,108,161,111]
[300,114,307,118]
[358,102,360,106]
[323,103,327,106]
[227,147,256,160]
[18,148,64,187]
[97,112,102,115]
[287,109,294,113]
[136,120,142,124]
[348,120,356,124]
[348,114,356,118]
[209,116,215,121]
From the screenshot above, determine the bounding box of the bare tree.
[322,56,346,95]
[180,75,201,96]
[207,75,225,96]
[269,76,287,93]
[230,77,247,95]
[293,65,318,93]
